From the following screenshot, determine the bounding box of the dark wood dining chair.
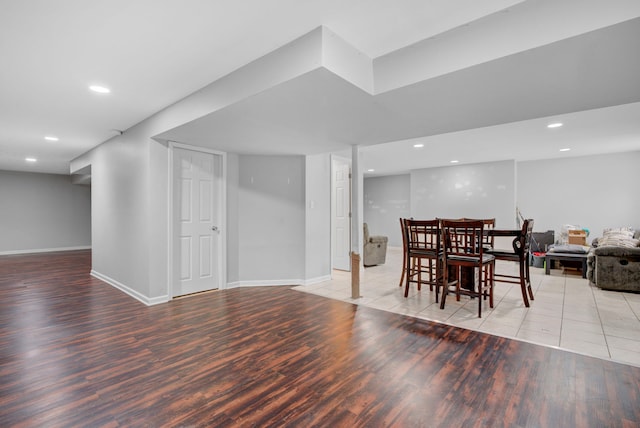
[481,218,495,251]
[403,219,443,300]
[440,219,495,317]
[486,219,535,307]
[456,217,496,251]
[398,218,409,287]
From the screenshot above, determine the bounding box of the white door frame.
[168,141,227,298]
[331,154,352,271]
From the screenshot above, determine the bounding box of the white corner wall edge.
[91,270,170,306]
[321,27,373,94]
[226,275,331,289]
[0,246,92,256]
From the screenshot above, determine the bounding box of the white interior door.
[173,147,222,296]
[332,157,351,271]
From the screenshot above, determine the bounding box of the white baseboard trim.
[0,245,91,256]
[91,270,170,306]
[226,275,331,289]
[226,279,298,289]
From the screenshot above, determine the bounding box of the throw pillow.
[603,227,635,239]
[597,235,640,248]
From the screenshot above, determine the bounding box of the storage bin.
[531,252,545,268]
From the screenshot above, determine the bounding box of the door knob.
[211,226,218,231]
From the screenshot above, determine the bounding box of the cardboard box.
[568,229,587,245]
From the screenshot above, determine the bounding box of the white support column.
[350,145,363,298]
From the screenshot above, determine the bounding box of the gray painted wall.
[517,151,640,244]
[68,30,326,303]
[363,174,410,247]
[305,153,331,280]
[226,153,241,284]
[363,152,640,246]
[0,170,91,254]
[86,133,154,298]
[237,155,306,282]
[411,160,517,228]
[148,138,169,299]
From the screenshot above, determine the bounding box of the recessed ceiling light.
[559,148,571,152]
[450,160,459,164]
[367,169,375,172]
[45,136,59,141]
[547,122,563,129]
[413,143,424,148]
[25,157,37,162]
[89,85,111,94]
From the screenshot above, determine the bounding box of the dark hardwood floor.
[1,250,640,427]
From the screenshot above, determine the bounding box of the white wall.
[363,174,410,247]
[0,170,91,254]
[237,155,306,283]
[69,29,326,303]
[517,151,640,243]
[148,138,169,299]
[81,132,154,299]
[411,160,517,228]
[226,153,241,284]
[305,153,331,281]
[364,152,640,246]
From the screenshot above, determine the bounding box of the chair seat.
[409,248,443,257]
[448,254,495,264]
[485,249,520,261]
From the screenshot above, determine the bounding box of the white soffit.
[374,0,640,93]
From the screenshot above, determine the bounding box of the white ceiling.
[2,0,640,175]
[361,102,640,176]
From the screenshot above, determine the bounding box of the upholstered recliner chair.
[363,223,388,266]
[587,228,640,291]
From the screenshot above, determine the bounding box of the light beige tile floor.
[293,246,640,367]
